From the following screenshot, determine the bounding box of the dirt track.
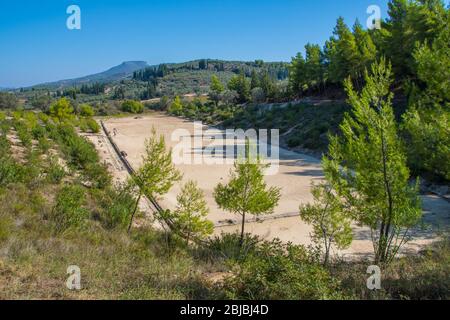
[92,113,449,259]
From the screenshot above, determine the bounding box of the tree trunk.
[128,193,142,233]
[239,212,246,247]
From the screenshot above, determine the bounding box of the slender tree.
[299,183,353,265]
[168,180,214,244]
[323,59,422,264]
[214,142,281,246]
[128,128,182,232]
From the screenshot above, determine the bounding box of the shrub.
[79,118,89,133]
[31,125,46,140]
[0,92,18,109]
[86,118,100,133]
[98,184,136,229]
[57,124,99,169]
[221,240,348,300]
[38,136,51,153]
[0,157,25,186]
[47,158,65,184]
[0,215,12,243]
[79,104,95,117]
[49,98,74,121]
[84,163,111,189]
[122,100,144,114]
[51,185,89,233]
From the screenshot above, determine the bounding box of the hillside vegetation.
[0,0,449,300]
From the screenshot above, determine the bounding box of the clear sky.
[0,0,391,88]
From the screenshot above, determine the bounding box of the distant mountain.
[34,61,149,89]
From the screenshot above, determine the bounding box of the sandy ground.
[93,113,449,259]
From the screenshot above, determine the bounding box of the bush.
[221,239,348,300]
[79,118,89,133]
[31,125,46,140]
[47,158,65,184]
[0,157,25,186]
[49,98,74,121]
[98,184,136,229]
[84,163,111,189]
[0,92,18,109]
[38,136,51,153]
[86,118,100,133]
[51,185,89,233]
[57,124,99,169]
[0,215,12,243]
[122,100,144,114]
[79,104,95,117]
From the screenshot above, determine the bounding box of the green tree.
[228,72,251,103]
[79,104,95,117]
[289,52,307,97]
[250,70,260,89]
[209,75,224,106]
[402,22,450,181]
[214,142,281,246]
[168,96,183,115]
[128,128,182,232]
[49,97,74,121]
[304,43,324,92]
[352,20,377,87]
[323,59,422,265]
[327,17,359,85]
[121,100,144,114]
[383,0,447,79]
[299,183,353,265]
[167,180,214,244]
[0,92,19,109]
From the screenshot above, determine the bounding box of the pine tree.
[299,183,353,265]
[214,141,281,246]
[323,59,422,264]
[128,129,182,232]
[167,180,214,244]
[353,20,377,88]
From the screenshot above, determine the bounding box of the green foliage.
[210,75,224,94]
[135,128,182,199]
[98,183,137,230]
[49,98,74,121]
[46,157,65,184]
[30,94,53,111]
[214,142,281,245]
[79,104,95,117]
[86,118,100,133]
[167,96,183,115]
[121,100,144,114]
[0,215,12,243]
[129,128,182,230]
[57,124,99,169]
[51,185,89,233]
[0,92,19,109]
[222,240,347,300]
[209,75,225,105]
[323,59,422,264]
[166,180,214,243]
[299,183,353,265]
[402,106,450,181]
[227,72,251,103]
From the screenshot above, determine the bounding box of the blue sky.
[0,0,392,87]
